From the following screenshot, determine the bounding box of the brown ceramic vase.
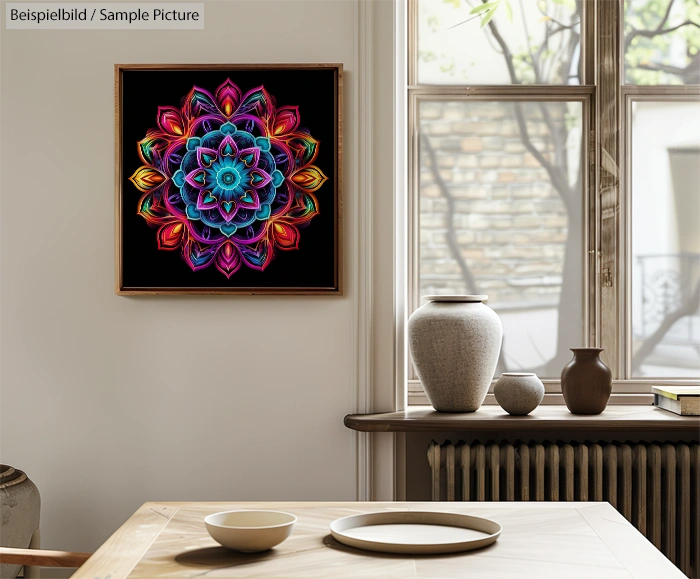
[561,348,612,415]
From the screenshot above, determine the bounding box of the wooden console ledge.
[345,405,699,438]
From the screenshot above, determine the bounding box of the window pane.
[631,101,700,378]
[417,0,581,85]
[624,0,700,85]
[419,100,584,378]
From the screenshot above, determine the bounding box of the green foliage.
[564,110,579,131]
[425,0,581,83]
[624,0,700,85]
[419,50,439,63]
[469,0,512,28]
[421,0,697,86]
[551,0,576,8]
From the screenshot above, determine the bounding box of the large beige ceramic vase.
[0,465,40,579]
[408,295,502,412]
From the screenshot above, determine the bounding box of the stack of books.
[652,386,700,416]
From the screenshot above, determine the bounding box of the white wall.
[631,101,700,257]
[631,101,700,339]
[0,0,396,558]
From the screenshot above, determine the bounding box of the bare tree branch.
[658,0,677,31]
[635,19,700,39]
[484,4,581,374]
[623,0,700,53]
[485,14,576,211]
[421,132,480,295]
[519,0,541,83]
[512,103,575,214]
[536,0,579,29]
[635,61,689,75]
[484,6,522,83]
[632,278,700,373]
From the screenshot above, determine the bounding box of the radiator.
[428,440,700,578]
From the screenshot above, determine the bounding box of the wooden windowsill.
[344,405,700,437]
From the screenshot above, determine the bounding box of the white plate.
[329,511,501,555]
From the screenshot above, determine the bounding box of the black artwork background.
[120,68,338,289]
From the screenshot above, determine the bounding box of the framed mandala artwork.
[115,64,342,295]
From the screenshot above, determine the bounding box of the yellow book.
[652,386,700,416]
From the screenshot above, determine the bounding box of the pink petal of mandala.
[129,166,167,193]
[286,192,319,225]
[138,130,170,165]
[215,78,242,117]
[182,238,218,271]
[196,147,218,168]
[219,199,238,222]
[157,221,185,250]
[237,86,274,120]
[272,221,300,250]
[182,86,218,119]
[185,169,207,189]
[218,135,238,158]
[239,241,274,271]
[238,189,260,210]
[248,168,272,188]
[157,106,185,136]
[272,106,301,136]
[285,133,320,166]
[237,147,260,168]
[137,191,173,226]
[215,241,242,278]
[196,189,218,210]
[290,166,328,193]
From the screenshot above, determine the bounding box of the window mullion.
[596,0,623,378]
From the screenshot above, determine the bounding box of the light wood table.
[71,501,686,578]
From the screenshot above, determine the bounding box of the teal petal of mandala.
[221,223,237,237]
[172,170,185,188]
[197,147,218,168]
[220,122,237,135]
[255,137,271,151]
[186,137,201,151]
[221,139,236,157]
[197,190,218,210]
[185,169,207,189]
[271,170,284,188]
[255,204,271,220]
[248,168,271,187]
[239,148,259,168]
[186,205,201,220]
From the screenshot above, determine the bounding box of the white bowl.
[204,510,297,552]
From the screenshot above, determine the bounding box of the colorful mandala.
[129,79,328,278]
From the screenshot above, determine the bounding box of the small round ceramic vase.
[493,373,545,416]
[408,295,502,412]
[561,348,612,415]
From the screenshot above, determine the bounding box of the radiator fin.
[428,439,699,578]
[518,443,529,501]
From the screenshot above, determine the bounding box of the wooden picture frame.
[115,64,343,295]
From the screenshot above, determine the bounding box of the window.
[408,0,700,405]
